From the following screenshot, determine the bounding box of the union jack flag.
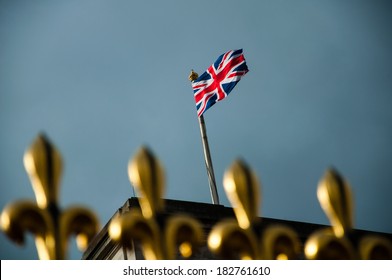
[191,49,249,117]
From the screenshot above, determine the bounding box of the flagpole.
[189,70,220,205]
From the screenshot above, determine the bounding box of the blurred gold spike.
[128,146,165,219]
[208,158,262,259]
[208,220,259,259]
[109,210,163,260]
[305,228,356,259]
[317,168,353,238]
[223,159,261,230]
[165,215,204,259]
[23,133,62,209]
[359,235,392,260]
[1,133,99,259]
[261,225,301,260]
[110,145,203,259]
[304,168,356,260]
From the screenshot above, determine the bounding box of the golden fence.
[1,134,391,259]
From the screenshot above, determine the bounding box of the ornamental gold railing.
[109,146,392,260]
[0,134,99,259]
[207,159,301,260]
[1,135,391,259]
[108,146,204,260]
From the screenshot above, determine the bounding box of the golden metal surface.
[114,155,391,260]
[60,206,99,253]
[223,159,260,230]
[304,168,392,260]
[128,146,165,219]
[208,219,258,260]
[207,159,261,259]
[0,134,99,259]
[23,134,62,209]
[317,168,353,237]
[359,235,392,260]
[304,168,357,259]
[109,209,163,260]
[165,215,203,259]
[110,146,203,259]
[261,225,301,260]
[1,200,54,259]
[208,158,304,260]
[4,135,391,260]
[305,228,356,259]
[109,203,203,260]
[188,70,199,82]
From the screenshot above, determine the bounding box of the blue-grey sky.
[1,0,391,260]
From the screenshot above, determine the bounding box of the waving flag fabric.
[191,49,249,117]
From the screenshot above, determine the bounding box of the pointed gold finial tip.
[188,70,199,82]
[325,166,341,179]
[35,132,52,147]
[37,131,48,139]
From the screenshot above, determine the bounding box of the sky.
[1,0,391,260]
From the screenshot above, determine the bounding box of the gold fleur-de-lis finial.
[208,159,260,259]
[109,145,203,259]
[223,159,260,230]
[317,168,353,238]
[208,158,300,260]
[0,133,99,259]
[305,168,392,259]
[128,146,165,219]
[304,168,356,259]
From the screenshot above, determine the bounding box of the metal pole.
[189,70,220,205]
[198,115,220,204]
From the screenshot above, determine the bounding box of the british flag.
[191,49,249,117]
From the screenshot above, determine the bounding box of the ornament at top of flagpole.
[188,70,199,82]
